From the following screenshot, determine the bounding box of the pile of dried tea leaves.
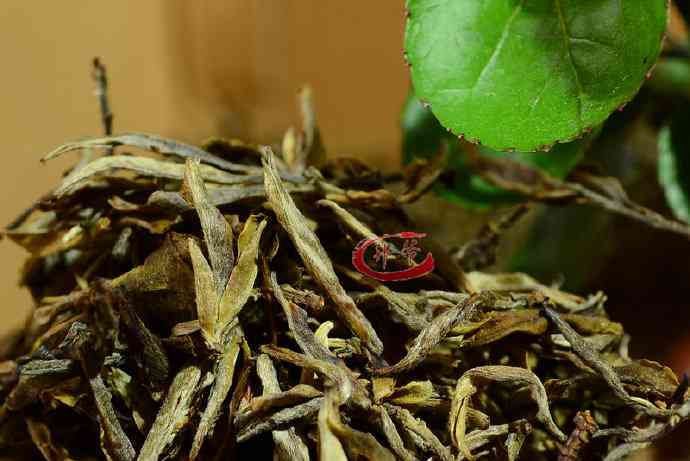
[2,86,690,461]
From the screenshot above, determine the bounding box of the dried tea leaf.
[450,365,566,451]
[616,359,679,400]
[190,335,241,460]
[236,396,324,443]
[317,199,377,241]
[0,360,76,417]
[466,272,585,310]
[52,155,256,198]
[26,417,75,461]
[184,159,235,290]
[43,133,260,173]
[262,147,383,355]
[297,86,327,170]
[560,313,623,337]
[317,390,347,461]
[90,374,136,461]
[374,293,485,375]
[260,345,356,407]
[387,380,440,409]
[343,266,428,332]
[118,299,170,391]
[453,205,529,272]
[106,368,155,433]
[255,354,309,461]
[269,273,339,365]
[235,382,322,430]
[462,309,548,349]
[66,323,135,461]
[189,238,220,346]
[111,233,196,325]
[399,151,446,204]
[543,307,635,406]
[384,403,452,461]
[459,420,531,461]
[217,215,267,333]
[448,377,477,460]
[375,405,418,461]
[372,377,396,403]
[138,365,201,461]
[281,284,325,314]
[326,396,396,461]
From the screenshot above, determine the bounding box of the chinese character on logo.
[401,238,420,264]
[373,240,391,270]
[352,232,435,282]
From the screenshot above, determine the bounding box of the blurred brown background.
[0,1,408,340]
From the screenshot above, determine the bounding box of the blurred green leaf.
[401,93,590,210]
[658,111,690,222]
[647,58,690,99]
[404,0,667,151]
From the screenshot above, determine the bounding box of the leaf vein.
[555,0,584,129]
[470,0,525,91]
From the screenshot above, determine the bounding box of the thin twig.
[464,143,690,241]
[92,58,113,138]
[562,180,690,239]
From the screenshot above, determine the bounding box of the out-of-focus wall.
[164,2,408,163]
[0,2,408,339]
[0,2,174,340]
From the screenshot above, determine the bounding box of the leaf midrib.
[555,0,584,129]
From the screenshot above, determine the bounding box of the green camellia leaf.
[658,111,690,223]
[402,93,590,210]
[404,0,667,151]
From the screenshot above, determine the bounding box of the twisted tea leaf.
[375,405,418,461]
[374,293,485,375]
[449,364,566,457]
[43,133,260,174]
[190,335,242,460]
[183,158,235,291]
[384,403,453,461]
[137,365,201,461]
[317,390,348,461]
[325,394,396,461]
[255,354,309,461]
[237,396,324,443]
[52,155,258,198]
[262,147,383,356]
